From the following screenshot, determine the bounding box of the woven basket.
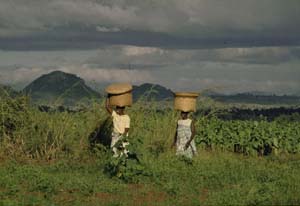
[105,83,133,107]
[174,92,199,112]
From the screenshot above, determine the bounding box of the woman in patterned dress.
[172,111,197,158]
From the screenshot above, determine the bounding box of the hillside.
[132,83,173,101]
[23,71,101,106]
[210,93,300,105]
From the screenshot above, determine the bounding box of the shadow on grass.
[88,117,112,149]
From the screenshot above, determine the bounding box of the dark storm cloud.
[1,0,300,95]
[0,0,300,50]
[1,29,299,51]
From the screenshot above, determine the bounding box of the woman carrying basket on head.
[105,83,132,158]
[172,111,197,158]
[172,92,199,158]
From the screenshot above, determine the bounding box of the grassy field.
[1,96,300,205]
[1,152,300,206]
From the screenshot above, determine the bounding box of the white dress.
[111,111,130,157]
[176,119,197,158]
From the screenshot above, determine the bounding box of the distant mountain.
[0,84,19,98]
[23,71,101,106]
[246,91,273,96]
[133,83,173,101]
[210,93,300,105]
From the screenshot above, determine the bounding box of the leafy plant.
[104,137,149,183]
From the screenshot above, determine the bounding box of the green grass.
[0,152,299,205]
[0,96,300,205]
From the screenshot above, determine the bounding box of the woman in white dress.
[105,96,130,157]
[172,111,197,158]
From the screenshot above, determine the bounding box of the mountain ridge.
[8,70,300,106]
[23,71,101,106]
[132,83,173,101]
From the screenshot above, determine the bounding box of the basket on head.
[105,83,133,107]
[174,92,199,112]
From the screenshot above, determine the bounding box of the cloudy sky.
[0,0,300,94]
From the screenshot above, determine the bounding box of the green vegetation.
[196,116,300,155]
[0,85,19,98]
[210,93,300,106]
[1,95,300,205]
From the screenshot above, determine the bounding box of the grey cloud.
[154,61,300,95]
[0,0,299,50]
[1,27,299,51]
[192,47,300,65]
[1,0,300,95]
[1,45,299,73]
[96,26,121,32]
[1,46,300,94]
[84,46,300,69]
[0,64,154,89]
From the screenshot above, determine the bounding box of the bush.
[104,137,151,183]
